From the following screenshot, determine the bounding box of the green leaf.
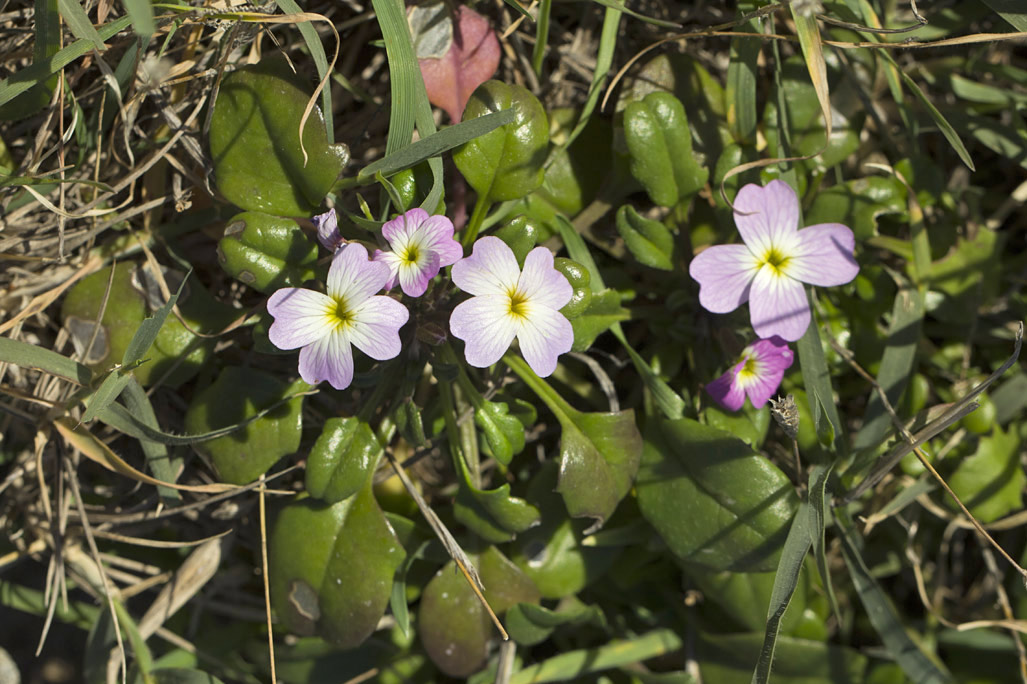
[495,215,542,267]
[305,417,382,504]
[270,484,406,649]
[121,0,155,37]
[453,80,550,203]
[209,57,348,216]
[853,281,925,452]
[622,91,708,207]
[698,633,868,684]
[57,0,105,50]
[120,378,181,503]
[726,28,760,145]
[981,0,1027,31]
[948,425,1024,523]
[795,292,843,451]
[0,0,60,120]
[636,418,798,572]
[615,205,674,270]
[569,289,630,352]
[804,176,907,242]
[835,510,952,683]
[184,367,305,484]
[274,0,332,142]
[0,335,92,385]
[509,629,684,684]
[148,669,226,684]
[505,599,605,646]
[121,269,189,369]
[419,547,539,677]
[217,211,319,294]
[474,399,527,466]
[750,501,812,684]
[704,402,770,450]
[453,433,540,543]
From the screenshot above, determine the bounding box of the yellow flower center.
[401,245,420,265]
[508,289,529,319]
[331,298,354,330]
[760,247,791,276]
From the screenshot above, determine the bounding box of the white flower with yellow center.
[374,208,463,297]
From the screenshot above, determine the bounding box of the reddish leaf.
[413,4,500,123]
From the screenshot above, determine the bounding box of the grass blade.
[531,0,552,78]
[0,336,92,385]
[56,0,106,50]
[807,462,841,622]
[795,290,844,452]
[981,0,1027,31]
[836,510,952,683]
[121,378,182,503]
[121,0,155,36]
[790,6,832,156]
[750,501,812,684]
[275,0,333,142]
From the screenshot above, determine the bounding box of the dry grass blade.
[137,537,223,639]
[89,528,233,549]
[258,474,278,684]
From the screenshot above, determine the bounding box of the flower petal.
[396,251,441,297]
[420,215,464,267]
[515,306,573,377]
[517,246,573,311]
[314,209,342,252]
[327,243,390,305]
[346,295,410,360]
[267,288,335,349]
[382,208,428,243]
[707,362,746,411]
[734,180,800,256]
[748,267,810,342]
[451,236,521,296]
[787,223,859,286]
[450,295,518,368]
[747,336,795,374]
[688,244,759,314]
[298,331,354,390]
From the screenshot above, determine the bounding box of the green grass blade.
[81,373,133,424]
[852,281,925,451]
[836,510,952,683]
[500,0,531,19]
[56,0,106,50]
[750,501,812,684]
[509,628,684,684]
[588,0,680,29]
[726,30,759,144]
[0,336,93,385]
[531,0,552,78]
[981,0,1027,31]
[121,378,181,502]
[795,290,844,452]
[121,272,188,368]
[121,0,154,36]
[807,462,841,623]
[554,7,621,152]
[0,16,131,108]
[275,0,333,142]
[358,109,514,181]
[894,65,975,171]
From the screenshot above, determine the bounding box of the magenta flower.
[373,208,463,297]
[450,236,573,377]
[689,180,859,341]
[313,209,343,252]
[267,244,409,390]
[707,337,794,411]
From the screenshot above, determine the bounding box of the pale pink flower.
[707,337,794,411]
[374,208,463,297]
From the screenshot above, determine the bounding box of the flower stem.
[461,192,491,248]
[502,353,576,424]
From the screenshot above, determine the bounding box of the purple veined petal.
[298,330,354,390]
[327,243,391,305]
[382,208,429,243]
[267,288,335,350]
[748,267,810,342]
[396,251,441,297]
[313,209,343,252]
[742,369,784,409]
[706,362,746,411]
[450,294,518,368]
[688,244,759,314]
[346,294,409,361]
[451,236,521,296]
[747,337,795,374]
[516,246,574,311]
[733,181,800,256]
[373,249,402,291]
[787,222,859,287]
[420,214,463,267]
[514,305,573,377]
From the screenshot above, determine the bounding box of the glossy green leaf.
[704,403,770,450]
[505,599,605,646]
[509,462,620,598]
[390,160,445,215]
[698,633,868,684]
[553,257,592,320]
[209,57,348,216]
[804,176,907,242]
[494,215,541,267]
[474,399,527,466]
[453,80,549,203]
[184,367,305,484]
[217,211,319,294]
[270,485,405,649]
[532,109,612,217]
[947,425,1023,523]
[636,418,798,572]
[569,289,630,352]
[615,205,674,270]
[306,417,382,504]
[836,510,952,683]
[419,546,539,677]
[622,91,708,208]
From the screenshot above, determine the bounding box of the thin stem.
[461,192,491,248]
[502,353,575,423]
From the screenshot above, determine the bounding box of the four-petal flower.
[449,236,573,377]
[707,337,794,411]
[267,243,409,390]
[689,180,859,341]
[374,208,463,297]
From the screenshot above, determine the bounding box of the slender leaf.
[895,65,975,171]
[274,0,333,141]
[0,17,132,108]
[981,0,1027,31]
[795,290,844,451]
[588,0,680,28]
[751,501,811,684]
[836,510,952,683]
[0,335,92,385]
[806,462,840,622]
[531,0,552,78]
[726,26,759,144]
[122,0,155,36]
[120,272,188,368]
[56,0,106,50]
[358,109,514,181]
[121,377,181,502]
[556,7,621,152]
